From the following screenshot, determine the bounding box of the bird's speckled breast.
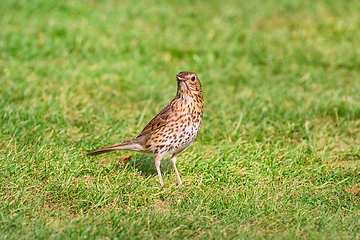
[146,95,203,156]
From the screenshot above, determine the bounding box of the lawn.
[1,0,360,239]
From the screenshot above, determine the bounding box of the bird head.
[176,72,202,96]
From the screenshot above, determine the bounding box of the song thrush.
[88,72,203,187]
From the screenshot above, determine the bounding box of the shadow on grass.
[118,154,173,177]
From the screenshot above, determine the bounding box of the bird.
[88,72,203,187]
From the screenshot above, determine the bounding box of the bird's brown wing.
[137,102,175,138]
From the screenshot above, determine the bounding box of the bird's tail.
[87,139,144,156]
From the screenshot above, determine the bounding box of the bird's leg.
[171,154,183,187]
[155,155,164,187]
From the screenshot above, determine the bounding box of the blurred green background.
[1,0,359,239]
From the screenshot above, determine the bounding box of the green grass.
[1,0,360,239]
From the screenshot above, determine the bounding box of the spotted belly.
[146,122,202,156]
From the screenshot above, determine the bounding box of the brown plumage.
[88,72,203,187]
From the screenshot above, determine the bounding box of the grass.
[1,0,360,238]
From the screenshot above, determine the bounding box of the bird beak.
[176,73,186,81]
[176,77,188,82]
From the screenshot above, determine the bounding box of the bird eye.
[191,76,196,81]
